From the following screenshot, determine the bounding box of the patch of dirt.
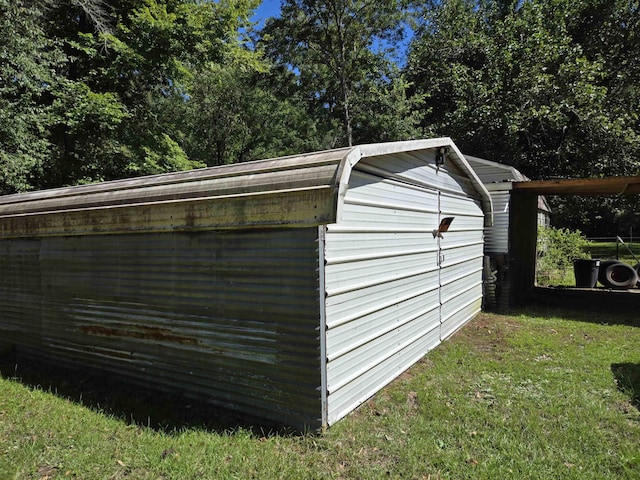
[406,391,419,410]
[457,313,521,355]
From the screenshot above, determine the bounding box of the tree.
[406,0,640,235]
[165,61,325,166]
[0,0,64,194]
[0,0,276,191]
[0,0,127,193]
[407,0,640,180]
[40,0,254,185]
[261,0,421,147]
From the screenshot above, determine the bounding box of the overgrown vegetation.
[1,308,639,479]
[537,226,591,285]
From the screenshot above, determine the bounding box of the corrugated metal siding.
[358,151,477,197]
[0,239,43,351]
[0,139,493,430]
[0,228,323,430]
[438,191,485,339]
[484,190,510,254]
[323,158,484,425]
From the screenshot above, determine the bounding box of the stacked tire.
[598,259,639,289]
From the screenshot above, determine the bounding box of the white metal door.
[438,190,485,339]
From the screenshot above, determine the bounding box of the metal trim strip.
[318,225,329,429]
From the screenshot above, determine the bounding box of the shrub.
[537,226,590,285]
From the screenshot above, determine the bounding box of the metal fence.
[587,237,640,264]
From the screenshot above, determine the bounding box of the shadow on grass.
[612,363,640,411]
[0,350,299,437]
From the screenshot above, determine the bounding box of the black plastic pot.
[573,259,600,288]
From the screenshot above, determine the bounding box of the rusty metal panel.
[0,228,323,430]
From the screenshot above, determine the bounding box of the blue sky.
[248,0,412,63]
[252,0,282,26]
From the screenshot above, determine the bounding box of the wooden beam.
[512,176,640,196]
[509,190,539,305]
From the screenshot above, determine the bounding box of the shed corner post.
[317,224,329,428]
[508,190,539,306]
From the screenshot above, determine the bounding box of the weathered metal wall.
[323,152,485,425]
[0,140,492,430]
[0,228,323,429]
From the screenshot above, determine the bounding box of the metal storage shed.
[0,138,492,430]
[465,155,550,253]
[464,155,550,309]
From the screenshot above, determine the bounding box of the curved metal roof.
[0,138,492,238]
[464,155,528,183]
[464,154,551,213]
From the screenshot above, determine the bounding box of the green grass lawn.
[1,307,639,479]
[587,241,640,265]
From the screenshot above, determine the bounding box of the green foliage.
[537,225,590,285]
[136,133,204,176]
[1,0,268,191]
[587,239,640,266]
[405,0,640,236]
[549,195,640,237]
[261,0,422,147]
[2,0,640,238]
[406,0,640,181]
[0,0,64,194]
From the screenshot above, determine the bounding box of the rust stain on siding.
[79,324,199,345]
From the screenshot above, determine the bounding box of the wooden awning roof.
[512,176,640,196]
